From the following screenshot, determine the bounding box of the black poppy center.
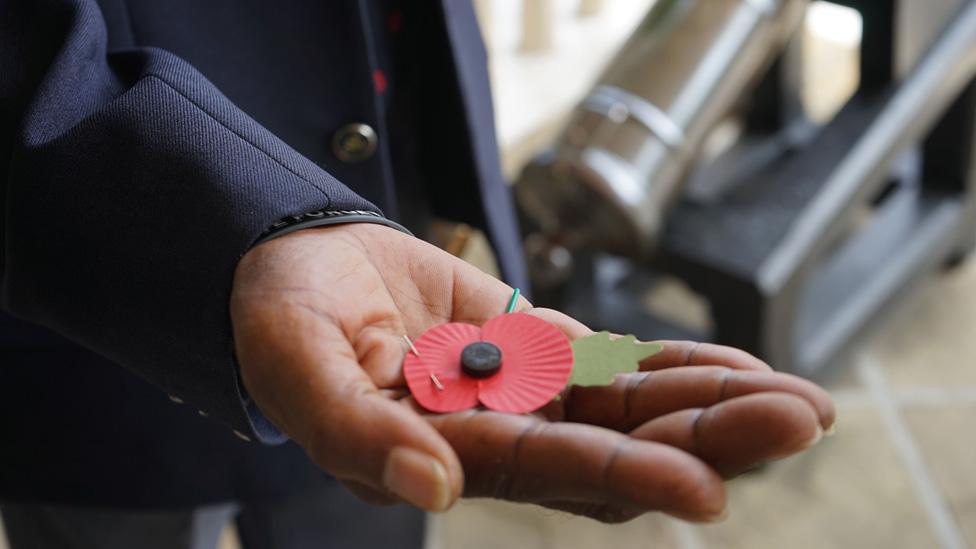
[461,341,503,379]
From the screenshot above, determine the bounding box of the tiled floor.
[427,259,976,549]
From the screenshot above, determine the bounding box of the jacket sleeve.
[0,0,384,442]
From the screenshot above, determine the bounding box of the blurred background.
[430,0,976,548]
[4,1,973,548]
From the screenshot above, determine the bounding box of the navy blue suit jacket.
[0,0,526,505]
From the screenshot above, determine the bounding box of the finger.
[340,479,401,506]
[524,307,594,339]
[538,500,723,524]
[420,250,588,337]
[298,345,464,512]
[234,302,464,512]
[565,367,835,432]
[538,501,646,524]
[639,341,772,372]
[444,258,533,324]
[425,411,726,520]
[630,392,824,478]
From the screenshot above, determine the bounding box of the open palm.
[232,223,834,522]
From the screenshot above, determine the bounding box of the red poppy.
[404,313,574,414]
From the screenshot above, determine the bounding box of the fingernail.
[802,425,824,449]
[824,423,837,437]
[383,446,451,512]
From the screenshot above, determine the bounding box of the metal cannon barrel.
[516,0,806,284]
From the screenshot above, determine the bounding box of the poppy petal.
[477,313,573,413]
[404,322,481,413]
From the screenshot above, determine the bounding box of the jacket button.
[332,123,377,162]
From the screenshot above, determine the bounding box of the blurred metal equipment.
[516,0,806,264]
[516,0,976,376]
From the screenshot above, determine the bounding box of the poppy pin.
[403,289,662,414]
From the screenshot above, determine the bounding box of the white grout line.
[894,387,976,408]
[829,386,976,410]
[668,518,706,549]
[826,388,872,409]
[857,354,967,549]
[422,513,443,549]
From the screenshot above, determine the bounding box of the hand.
[231,223,834,522]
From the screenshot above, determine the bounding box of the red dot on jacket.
[373,70,388,95]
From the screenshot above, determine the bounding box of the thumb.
[308,383,464,512]
[235,304,464,512]
[524,307,594,340]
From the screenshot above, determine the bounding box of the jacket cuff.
[256,209,413,245]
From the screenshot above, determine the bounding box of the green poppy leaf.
[569,332,663,387]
